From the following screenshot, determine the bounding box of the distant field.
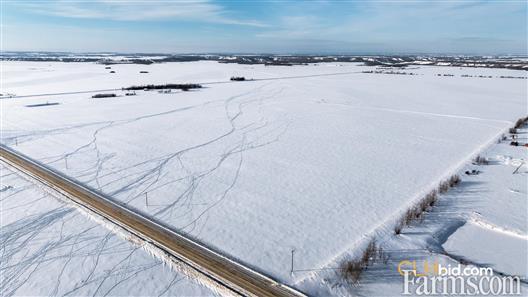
[1,61,526,287]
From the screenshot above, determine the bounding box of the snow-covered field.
[343,126,527,296]
[1,61,526,295]
[0,164,215,296]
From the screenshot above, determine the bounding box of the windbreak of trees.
[92,93,117,98]
[123,83,202,91]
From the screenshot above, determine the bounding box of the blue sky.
[3,0,527,54]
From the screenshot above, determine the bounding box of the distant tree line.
[123,83,202,91]
[92,93,117,98]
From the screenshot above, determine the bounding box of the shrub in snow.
[514,116,528,129]
[394,222,403,235]
[339,239,385,285]
[394,174,460,234]
[473,155,489,165]
[438,180,450,193]
[448,175,461,187]
[420,190,438,209]
[340,260,363,285]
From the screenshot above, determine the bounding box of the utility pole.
[145,192,149,207]
[291,248,295,274]
[14,137,18,146]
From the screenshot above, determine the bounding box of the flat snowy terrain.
[1,61,526,294]
[0,164,216,296]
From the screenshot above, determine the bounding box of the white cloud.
[17,0,269,27]
[257,1,526,43]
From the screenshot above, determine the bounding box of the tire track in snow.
[0,146,306,297]
[321,102,513,125]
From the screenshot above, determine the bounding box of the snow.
[441,130,528,279]
[1,61,526,295]
[0,164,216,297]
[443,222,528,277]
[324,126,527,296]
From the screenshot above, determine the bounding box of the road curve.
[0,145,307,297]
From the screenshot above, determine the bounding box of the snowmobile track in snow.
[0,144,306,297]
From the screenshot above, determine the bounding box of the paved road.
[0,145,306,297]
